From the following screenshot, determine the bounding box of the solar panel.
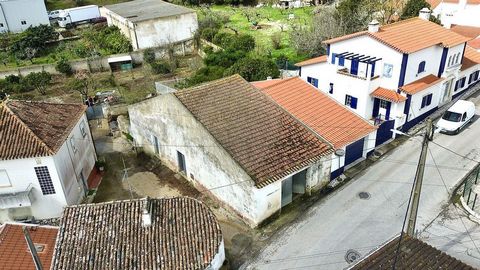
[34,166,56,195]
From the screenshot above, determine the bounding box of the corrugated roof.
[324,18,470,54]
[0,223,58,270]
[400,74,443,95]
[254,77,376,149]
[451,25,480,39]
[104,0,195,22]
[0,101,86,160]
[462,46,480,70]
[295,55,327,67]
[371,87,407,103]
[175,75,333,188]
[52,197,223,270]
[349,235,476,270]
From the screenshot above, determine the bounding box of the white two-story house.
[428,0,480,27]
[297,9,480,147]
[0,101,97,222]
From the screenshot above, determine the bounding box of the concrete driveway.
[244,97,480,270]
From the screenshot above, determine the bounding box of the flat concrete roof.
[104,0,195,22]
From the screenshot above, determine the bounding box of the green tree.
[10,25,58,56]
[224,57,280,82]
[55,57,73,76]
[68,70,97,100]
[23,71,52,95]
[400,0,431,20]
[335,0,378,34]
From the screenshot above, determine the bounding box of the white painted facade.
[128,94,332,227]
[0,0,49,33]
[101,7,198,50]
[0,114,97,222]
[431,0,480,27]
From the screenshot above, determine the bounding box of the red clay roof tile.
[324,18,470,54]
[295,55,327,67]
[254,77,376,149]
[400,74,443,95]
[451,25,480,39]
[462,46,480,70]
[371,87,407,103]
[468,38,480,49]
[0,223,58,270]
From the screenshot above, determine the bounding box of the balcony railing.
[337,68,380,81]
[0,185,34,209]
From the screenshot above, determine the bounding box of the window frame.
[417,61,426,74]
[345,94,358,109]
[79,121,87,138]
[20,20,26,25]
[379,99,388,109]
[69,137,77,153]
[329,83,334,94]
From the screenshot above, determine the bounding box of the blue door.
[345,138,365,166]
[375,120,395,146]
[351,59,359,75]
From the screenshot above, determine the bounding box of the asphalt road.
[244,97,480,270]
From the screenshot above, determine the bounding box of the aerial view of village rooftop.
[1,0,480,269]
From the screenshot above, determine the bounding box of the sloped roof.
[0,223,58,270]
[324,18,470,54]
[52,197,223,270]
[400,74,443,95]
[0,101,86,160]
[104,0,195,22]
[295,55,328,67]
[428,0,480,9]
[349,235,476,270]
[175,75,333,188]
[371,87,407,103]
[469,38,480,49]
[451,25,480,39]
[253,77,376,149]
[462,46,480,70]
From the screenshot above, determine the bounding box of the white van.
[436,100,476,134]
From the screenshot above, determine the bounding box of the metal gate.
[345,138,365,166]
[375,120,395,146]
[292,170,307,194]
[281,177,293,207]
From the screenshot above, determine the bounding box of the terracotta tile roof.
[451,25,480,39]
[175,75,333,188]
[349,235,476,270]
[469,38,480,49]
[0,223,58,270]
[428,0,480,8]
[399,74,443,95]
[0,101,86,160]
[52,197,223,270]
[254,77,376,149]
[251,78,283,88]
[462,46,480,70]
[324,18,470,54]
[371,87,407,103]
[295,55,327,67]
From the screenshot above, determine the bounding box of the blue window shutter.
[331,53,336,64]
[299,67,302,77]
[329,83,333,94]
[461,77,466,88]
[426,94,432,106]
[385,101,392,120]
[351,97,358,109]
[372,98,380,118]
[371,62,376,77]
[339,57,345,66]
[421,96,426,108]
[313,78,318,87]
[307,77,312,83]
[351,60,359,75]
[418,61,425,73]
[454,80,459,91]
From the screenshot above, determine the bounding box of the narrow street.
[244,97,480,270]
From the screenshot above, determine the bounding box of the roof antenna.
[23,226,43,270]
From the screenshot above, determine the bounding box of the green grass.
[199,5,315,63]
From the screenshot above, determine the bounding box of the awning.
[0,186,34,209]
[107,55,132,63]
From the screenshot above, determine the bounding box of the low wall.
[0,39,195,79]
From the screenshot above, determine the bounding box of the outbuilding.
[101,0,198,50]
[0,0,50,33]
[107,55,133,71]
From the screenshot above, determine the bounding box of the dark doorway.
[292,170,307,195]
[281,177,292,207]
[177,151,186,174]
[154,136,159,155]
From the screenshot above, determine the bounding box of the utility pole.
[406,118,434,236]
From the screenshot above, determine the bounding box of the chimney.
[142,198,152,228]
[459,0,467,10]
[368,20,379,33]
[419,7,431,20]
[266,76,272,80]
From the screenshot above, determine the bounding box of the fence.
[461,165,480,211]
[0,39,195,79]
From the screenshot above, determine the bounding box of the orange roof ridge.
[400,74,443,95]
[258,76,299,90]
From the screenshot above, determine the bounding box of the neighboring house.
[0,0,50,33]
[451,24,480,51]
[0,101,97,222]
[428,0,480,27]
[297,13,480,146]
[129,75,334,226]
[52,197,225,270]
[101,0,198,50]
[347,235,476,269]
[0,223,59,270]
[252,77,377,180]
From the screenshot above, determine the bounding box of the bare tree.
[69,70,97,101]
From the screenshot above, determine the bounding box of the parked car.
[48,10,61,20]
[436,100,476,134]
[91,16,107,24]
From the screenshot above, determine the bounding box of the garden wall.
[0,39,195,79]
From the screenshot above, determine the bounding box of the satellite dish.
[335,149,345,156]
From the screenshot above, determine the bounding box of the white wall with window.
[407,84,443,120]
[0,0,49,33]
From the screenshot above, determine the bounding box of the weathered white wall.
[0,0,49,33]
[207,239,225,270]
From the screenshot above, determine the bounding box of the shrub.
[10,25,58,55]
[200,27,218,42]
[23,71,52,95]
[143,48,156,64]
[204,49,246,68]
[212,32,255,52]
[5,74,21,84]
[151,61,171,74]
[55,57,73,76]
[271,32,282,50]
[225,57,280,82]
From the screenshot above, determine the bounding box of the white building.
[297,12,480,146]
[428,0,480,27]
[0,101,97,222]
[0,0,50,33]
[101,0,198,51]
[129,75,334,227]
